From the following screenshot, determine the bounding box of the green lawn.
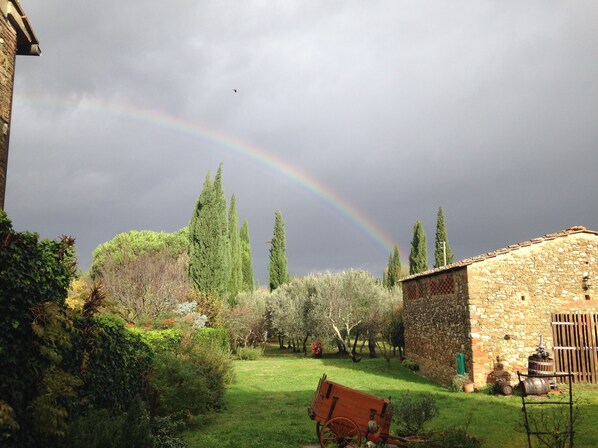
[184,345,598,448]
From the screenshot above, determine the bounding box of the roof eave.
[5,0,41,56]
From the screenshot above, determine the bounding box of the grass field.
[184,345,598,447]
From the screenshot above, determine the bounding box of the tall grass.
[184,344,598,448]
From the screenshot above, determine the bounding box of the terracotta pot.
[463,382,475,393]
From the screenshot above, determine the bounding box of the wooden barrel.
[528,356,556,387]
[496,382,513,396]
[520,377,550,396]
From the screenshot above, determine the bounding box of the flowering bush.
[310,339,323,358]
[175,301,208,330]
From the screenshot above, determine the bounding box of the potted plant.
[451,374,474,392]
[463,381,476,393]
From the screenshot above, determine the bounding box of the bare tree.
[98,251,190,321]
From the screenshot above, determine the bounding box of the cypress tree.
[240,220,254,291]
[188,165,230,298]
[268,209,289,291]
[409,220,428,275]
[227,194,242,299]
[213,164,231,295]
[188,172,212,292]
[385,244,402,288]
[434,207,454,268]
[382,265,389,288]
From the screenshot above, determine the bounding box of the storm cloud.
[6,1,598,284]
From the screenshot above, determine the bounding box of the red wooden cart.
[308,374,424,447]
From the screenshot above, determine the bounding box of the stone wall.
[467,232,598,386]
[0,7,17,208]
[403,269,471,386]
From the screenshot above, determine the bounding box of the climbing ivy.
[0,210,77,446]
[66,314,153,414]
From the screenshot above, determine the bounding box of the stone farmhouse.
[0,0,40,209]
[401,226,598,387]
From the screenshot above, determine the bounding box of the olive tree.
[309,270,401,362]
[225,289,270,350]
[265,271,401,362]
[269,277,327,354]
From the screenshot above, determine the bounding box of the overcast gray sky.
[6,1,598,285]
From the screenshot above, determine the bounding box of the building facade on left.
[0,0,40,209]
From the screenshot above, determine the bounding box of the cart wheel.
[319,416,362,448]
[316,422,322,439]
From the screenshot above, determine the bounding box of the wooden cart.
[308,374,422,447]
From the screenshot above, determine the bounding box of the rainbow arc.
[15,93,397,255]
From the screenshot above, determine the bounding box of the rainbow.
[14,93,396,254]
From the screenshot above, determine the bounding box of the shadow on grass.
[262,342,433,386]
[184,386,541,448]
[220,344,598,448]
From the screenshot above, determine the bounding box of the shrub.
[142,329,232,422]
[401,357,419,371]
[422,427,484,448]
[234,346,263,360]
[392,392,439,436]
[184,289,226,328]
[524,396,584,448]
[132,328,183,353]
[147,349,229,421]
[64,397,154,448]
[65,408,124,448]
[134,327,229,354]
[152,416,187,448]
[192,327,229,352]
[174,301,207,330]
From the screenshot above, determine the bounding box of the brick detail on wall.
[406,283,417,301]
[430,275,455,295]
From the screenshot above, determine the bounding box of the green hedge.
[132,327,231,422]
[67,315,153,414]
[133,327,229,354]
[192,327,228,352]
[130,328,183,353]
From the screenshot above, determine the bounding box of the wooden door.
[551,313,598,383]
